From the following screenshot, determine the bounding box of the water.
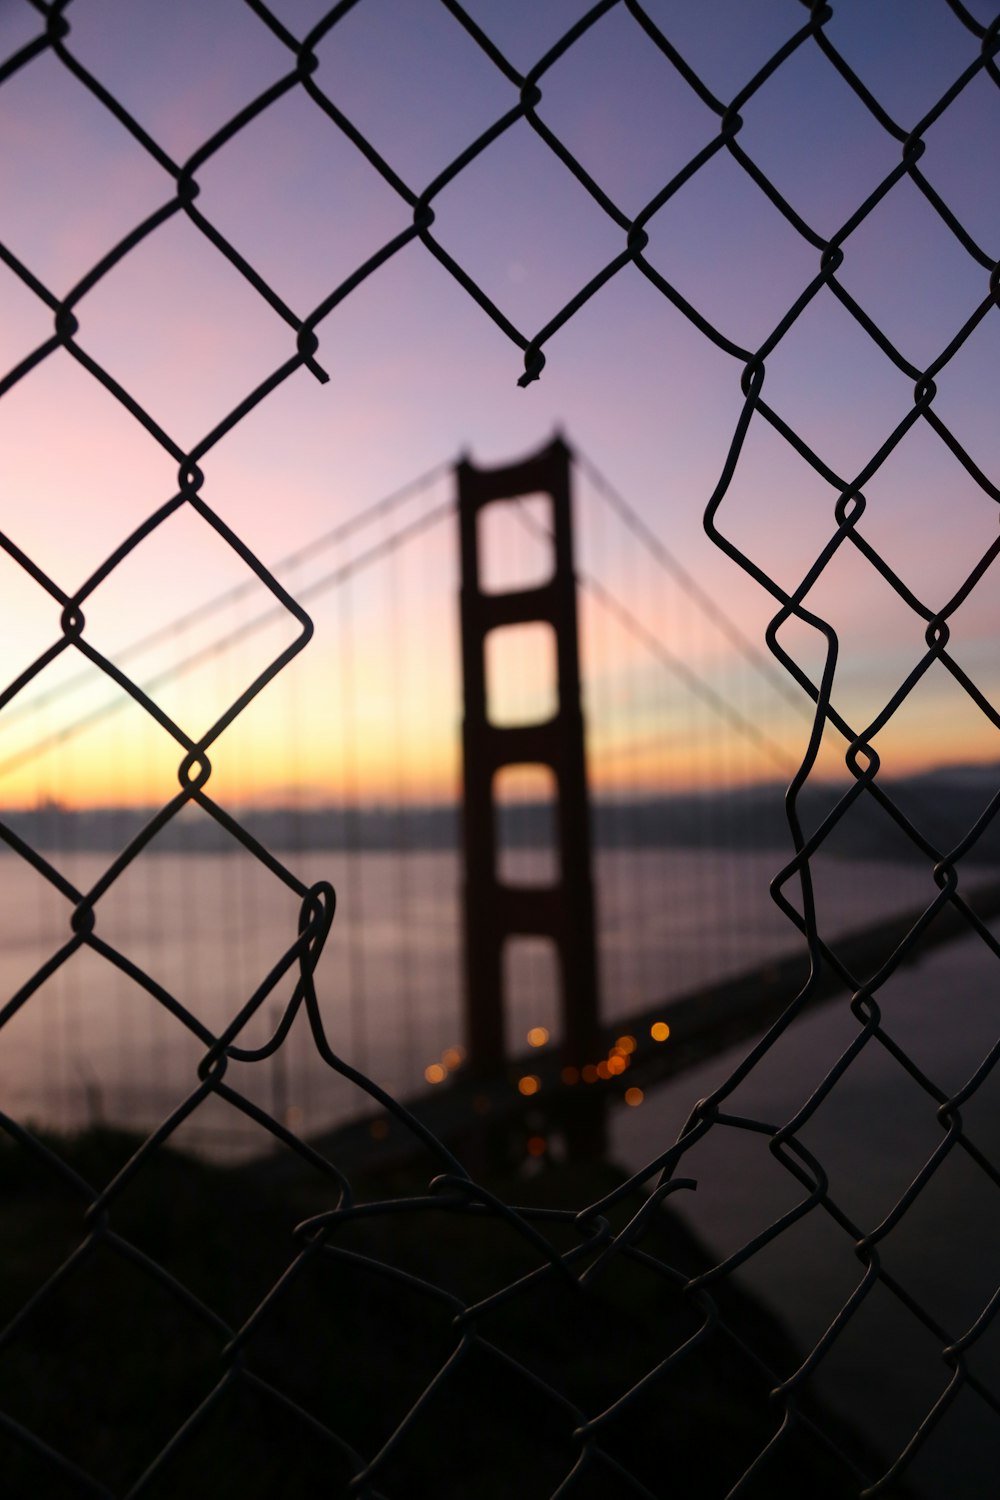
[0,845,959,1151]
[611,904,1000,1498]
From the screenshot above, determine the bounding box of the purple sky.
[1,0,999,806]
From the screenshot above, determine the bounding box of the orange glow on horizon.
[0,575,994,813]
[1,728,992,812]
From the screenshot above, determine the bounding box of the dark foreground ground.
[0,1127,899,1499]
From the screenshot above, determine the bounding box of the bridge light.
[616,1035,637,1055]
[561,1066,580,1085]
[582,1065,599,1084]
[526,1026,550,1048]
[425,1063,446,1084]
[607,1054,626,1076]
[596,1060,611,1080]
[518,1074,541,1096]
[526,1135,546,1157]
[625,1087,644,1107]
[442,1047,463,1070]
[651,1021,671,1042]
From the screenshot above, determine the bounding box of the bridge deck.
[257,880,1000,1181]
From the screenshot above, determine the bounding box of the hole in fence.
[493,763,558,887]
[477,494,553,595]
[503,936,562,1060]
[484,621,557,727]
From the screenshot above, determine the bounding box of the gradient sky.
[2,0,999,809]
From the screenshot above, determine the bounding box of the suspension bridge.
[1,435,992,1170]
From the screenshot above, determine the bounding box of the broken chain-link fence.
[3,1,1000,1494]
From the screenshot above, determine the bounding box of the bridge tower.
[457,436,603,1153]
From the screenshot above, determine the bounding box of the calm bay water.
[0,845,961,1150]
[611,900,1000,1499]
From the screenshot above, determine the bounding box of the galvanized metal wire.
[2,0,1000,1494]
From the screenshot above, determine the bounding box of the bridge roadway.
[269,879,1000,1180]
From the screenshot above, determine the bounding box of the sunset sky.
[2,0,999,809]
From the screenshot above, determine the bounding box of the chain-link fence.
[3,1,1000,1494]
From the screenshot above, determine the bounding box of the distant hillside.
[3,763,999,861]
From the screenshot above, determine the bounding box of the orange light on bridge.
[518,1074,541,1096]
[561,1066,580,1085]
[581,1065,599,1084]
[526,1026,550,1048]
[607,1054,626,1076]
[596,1060,611,1080]
[425,1063,446,1084]
[442,1046,464,1070]
[616,1035,637,1055]
[625,1087,645,1107]
[526,1135,546,1157]
[651,1021,671,1042]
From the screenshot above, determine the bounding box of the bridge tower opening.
[457,436,603,1155]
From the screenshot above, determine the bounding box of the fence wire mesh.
[3,0,1000,1495]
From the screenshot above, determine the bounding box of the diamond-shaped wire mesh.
[3,0,1000,1495]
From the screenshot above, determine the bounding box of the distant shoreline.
[3,763,998,860]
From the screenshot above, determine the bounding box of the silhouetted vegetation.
[0,1128,889,1498]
